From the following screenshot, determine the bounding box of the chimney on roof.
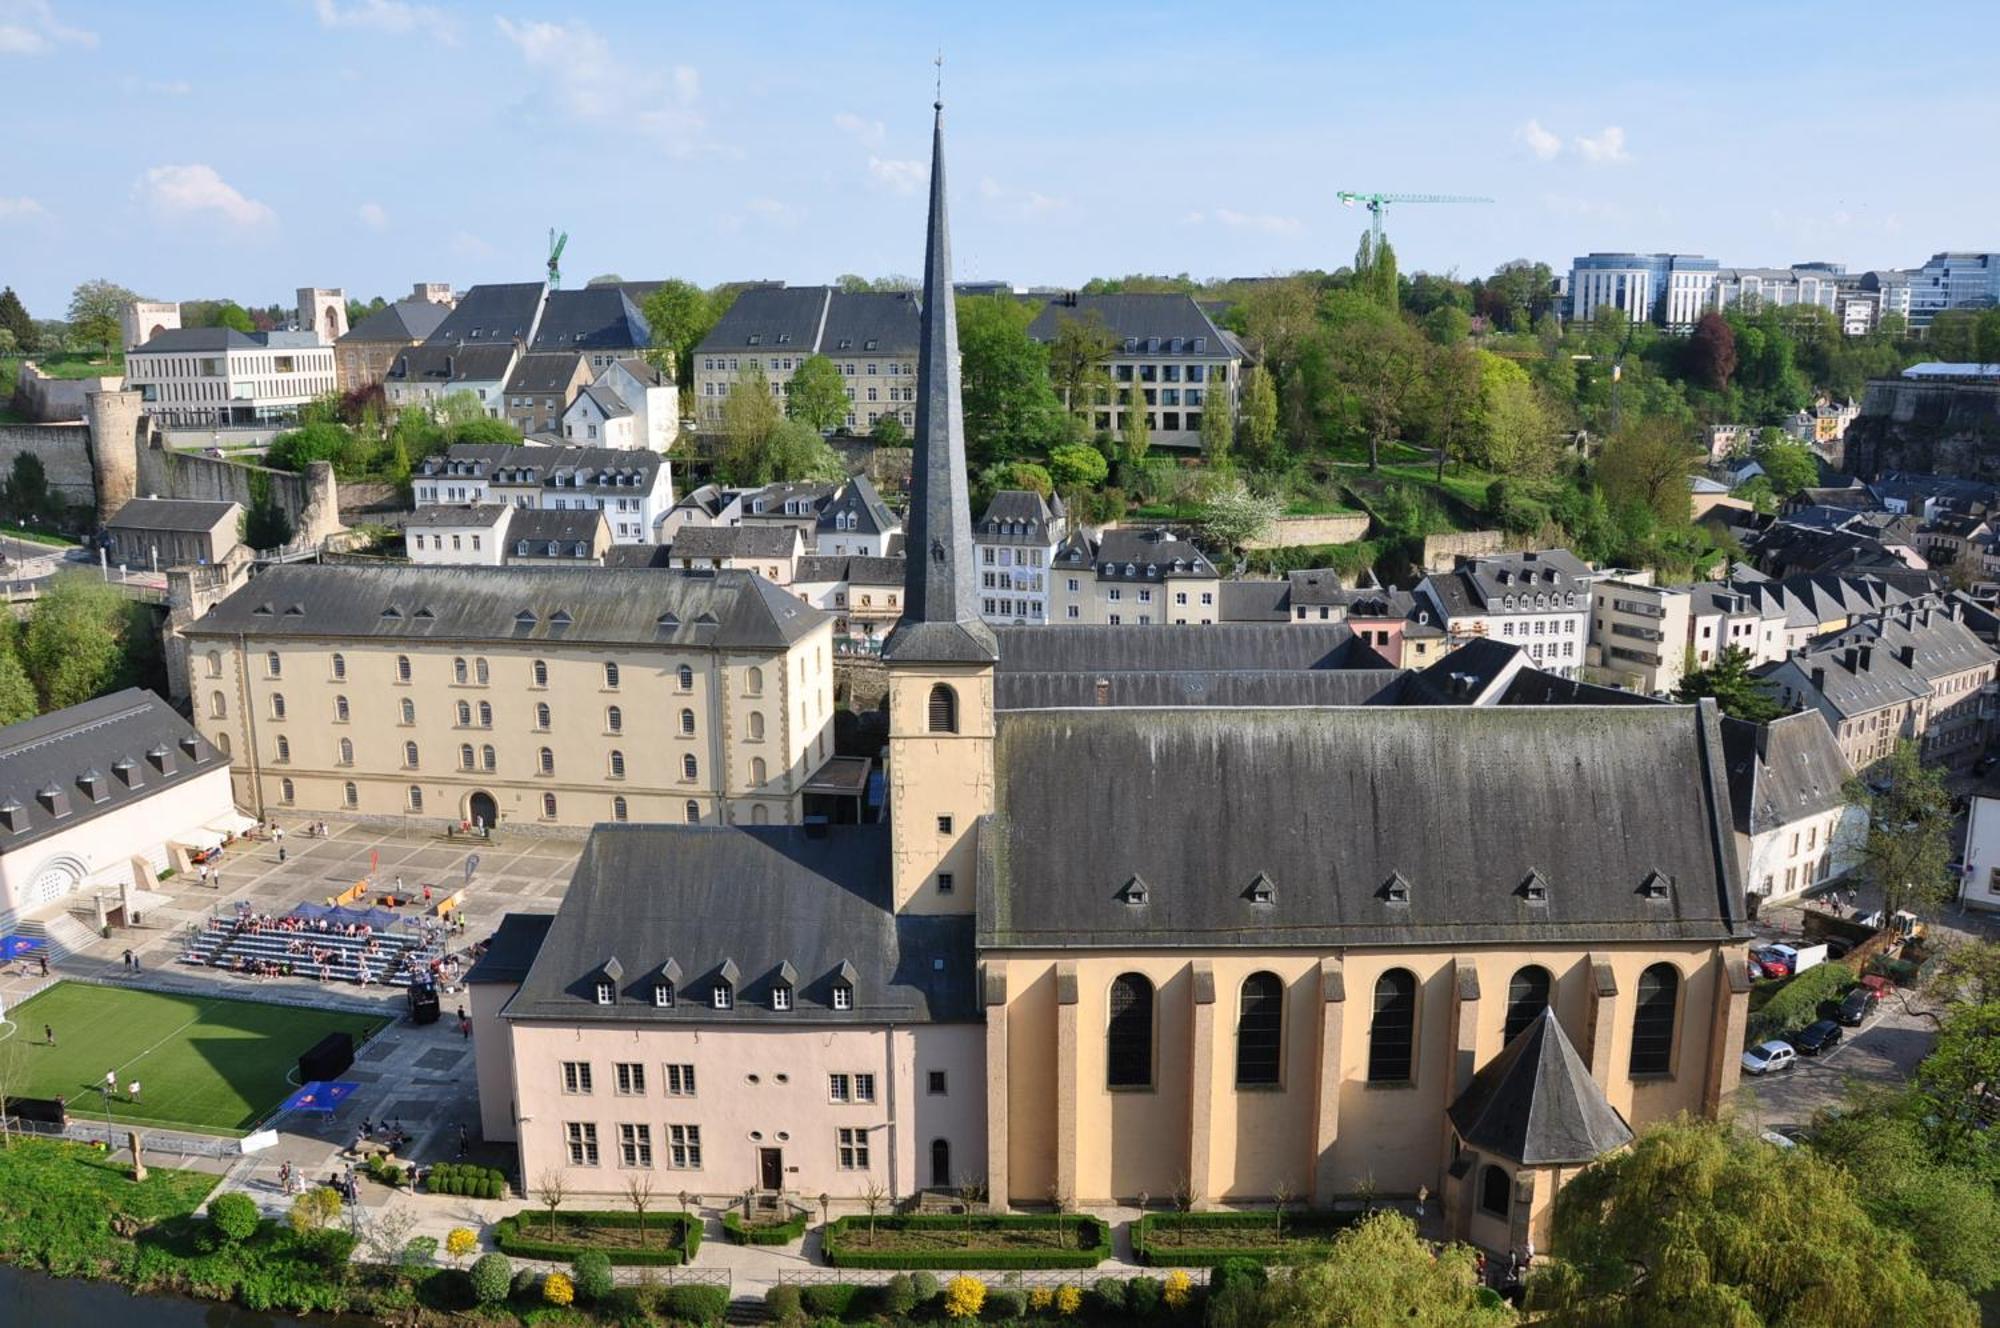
[1844,646,1860,670]
[1859,645,1874,669]
[1898,644,1916,667]
[178,735,200,760]
[1094,678,1110,706]
[1810,666,1826,690]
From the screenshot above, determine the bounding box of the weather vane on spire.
[934,51,943,106]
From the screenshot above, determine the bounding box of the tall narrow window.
[210,690,227,719]
[1235,972,1284,1087]
[475,657,489,684]
[456,701,471,726]
[539,747,555,776]
[338,737,354,765]
[1368,969,1417,1084]
[1107,973,1155,1088]
[536,702,551,730]
[680,708,695,736]
[604,662,620,689]
[481,744,496,772]
[683,754,698,781]
[1504,966,1552,1045]
[343,780,358,808]
[685,800,700,824]
[1480,1164,1512,1219]
[269,693,286,720]
[453,657,468,684]
[746,666,763,695]
[403,740,419,768]
[330,652,345,680]
[280,777,295,803]
[274,734,290,763]
[542,792,558,819]
[396,655,411,682]
[478,701,492,727]
[606,705,622,733]
[612,796,628,822]
[206,650,222,678]
[407,785,424,812]
[609,750,626,779]
[1630,964,1679,1076]
[678,664,694,691]
[748,711,764,740]
[927,684,958,733]
[460,744,474,770]
[400,698,415,724]
[334,695,349,722]
[266,650,281,677]
[751,756,768,784]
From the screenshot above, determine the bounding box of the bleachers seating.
[177,912,444,987]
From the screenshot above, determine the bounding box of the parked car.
[1758,1129,1798,1149]
[1741,1041,1797,1075]
[1836,987,1880,1026]
[1753,945,1797,979]
[1795,1019,1844,1055]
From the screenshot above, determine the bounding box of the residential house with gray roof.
[501,352,594,435]
[411,444,674,545]
[1720,711,1862,908]
[815,476,902,558]
[1025,292,1244,449]
[1418,549,1597,678]
[693,286,920,433]
[973,490,1066,626]
[1051,526,1222,625]
[336,297,452,390]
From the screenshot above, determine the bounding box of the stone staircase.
[19,911,100,962]
[723,1299,769,1326]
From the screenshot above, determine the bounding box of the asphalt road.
[1734,991,1938,1133]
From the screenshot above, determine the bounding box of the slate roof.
[466,912,555,985]
[424,281,546,346]
[106,498,237,532]
[404,504,508,530]
[506,508,606,556]
[130,327,262,353]
[1057,527,1219,581]
[184,564,825,651]
[1447,1009,1635,1166]
[0,689,230,852]
[1287,569,1348,607]
[1025,293,1234,355]
[994,623,1380,674]
[1217,581,1291,623]
[502,352,589,396]
[573,383,633,420]
[1809,599,1998,686]
[975,490,1064,545]
[671,525,800,560]
[816,477,899,538]
[531,287,651,352]
[979,702,1746,949]
[995,669,1404,711]
[795,555,904,586]
[697,286,834,353]
[416,444,664,491]
[1423,550,1595,619]
[341,299,451,345]
[1720,711,1851,838]
[819,291,920,355]
[504,825,977,1024]
[385,343,518,384]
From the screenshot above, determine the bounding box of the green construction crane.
[1336,191,1493,251]
[546,228,569,289]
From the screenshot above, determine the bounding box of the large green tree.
[1328,315,1427,470]
[1047,442,1108,491]
[784,354,849,433]
[1475,352,1556,477]
[1238,364,1280,463]
[1045,311,1117,430]
[67,278,139,355]
[1198,369,1233,461]
[1752,439,1819,498]
[21,574,136,711]
[1250,1211,1510,1328]
[0,287,35,353]
[1528,1117,1976,1328]
[639,280,714,388]
[956,296,1064,464]
[1596,416,1704,523]
[0,631,38,725]
[1674,646,1781,721]
[1842,738,1953,916]
[718,363,783,478]
[1118,380,1151,463]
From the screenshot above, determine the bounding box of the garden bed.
[723,1206,810,1244]
[492,1209,702,1266]
[1132,1210,1358,1266]
[822,1214,1110,1269]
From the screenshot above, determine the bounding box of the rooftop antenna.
[934,50,943,107]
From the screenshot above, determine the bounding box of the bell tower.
[883,98,997,916]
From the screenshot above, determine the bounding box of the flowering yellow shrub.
[1056,1284,1082,1316]
[542,1271,574,1306]
[1163,1269,1193,1310]
[1028,1286,1055,1311]
[445,1227,479,1264]
[945,1274,987,1319]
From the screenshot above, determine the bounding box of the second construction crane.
[1336,191,1493,251]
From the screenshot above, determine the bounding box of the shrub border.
[1131,1210,1357,1268]
[722,1207,810,1244]
[822,1214,1110,1270]
[492,1209,702,1266]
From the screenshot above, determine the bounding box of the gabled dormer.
[652,958,681,1008]
[592,956,624,1006]
[830,959,858,1011]
[771,960,798,1011]
[712,958,740,1009]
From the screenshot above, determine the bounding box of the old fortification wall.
[10,362,123,422]
[1420,529,1505,571]
[1839,378,2000,480]
[1243,512,1370,551]
[0,423,99,504]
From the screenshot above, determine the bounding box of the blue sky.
[1,0,1994,318]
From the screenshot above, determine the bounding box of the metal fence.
[776,1266,1213,1289]
[0,1114,241,1158]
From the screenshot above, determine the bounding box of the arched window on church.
[1630,964,1679,1076]
[927,683,958,734]
[1504,966,1552,1045]
[1236,972,1283,1087]
[1107,973,1154,1089]
[1368,969,1417,1084]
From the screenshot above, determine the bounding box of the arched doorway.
[467,791,498,830]
[930,1138,950,1189]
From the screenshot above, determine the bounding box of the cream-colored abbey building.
[468,104,1752,1261]
[184,565,836,832]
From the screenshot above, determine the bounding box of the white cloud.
[357,201,389,230]
[495,16,705,151]
[450,230,496,259]
[835,112,886,149]
[1216,208,1305,236]
[1574,126,1630,164]
[0,196,44,218]
[1181,210,1206,225]
[1518,118,1562,161]
[312,0,456,44]
[135,164,274,227]
[0,0,95,54]
[977,176,1004,200]
[867,156,925,194]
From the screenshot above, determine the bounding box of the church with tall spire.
[477,97,1754,1265]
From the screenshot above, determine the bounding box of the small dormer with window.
[593,956,623,1006]
[712,958,740,1009]
[653,958,681,1008]
[830,959,857,1011]
[771,960,797,1011]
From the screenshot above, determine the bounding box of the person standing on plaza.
[43,1024,53,1047]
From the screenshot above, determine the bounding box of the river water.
[0,1261,346,1327]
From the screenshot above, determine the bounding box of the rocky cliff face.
[1841,378,2000,479]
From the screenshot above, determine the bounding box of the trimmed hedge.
[1132,1211,1358,1268]
[723,1206,810,1244]
[425,1162,507,1199]
[822,1214,1110,1270]
[492,1209,702,1266]
[660,1283,729,1325]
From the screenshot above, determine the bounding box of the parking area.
[1734,989,1938,1134]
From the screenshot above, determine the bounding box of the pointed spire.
[883,99,997,665]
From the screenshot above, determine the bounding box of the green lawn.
[5,984,387,1135]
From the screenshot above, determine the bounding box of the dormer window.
[1641,870,1671,900]
[712,982,733,1010]
[832,983,853,1011]
[1382,872,1412,904]
[654,981,675,1007]
[772,984,793,1011]
[595,980,615,1006]
[1245,872,1276,905]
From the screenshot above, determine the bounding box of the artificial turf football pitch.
[2,983,388,1135]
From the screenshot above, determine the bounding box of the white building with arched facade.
[0,690,237,932]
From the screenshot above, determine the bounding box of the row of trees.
[262,388,518,489]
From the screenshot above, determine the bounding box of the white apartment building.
[1589,579,1791,696]
[124,328,337,427]
[1418,549,1596,678]
[403,505,512,566]
[590,358,679,452]
[1709,268,1841,315]
[1051,526,1221,626]
[412,444,674,545]
[1024,294,1241,450]
[693,288,919,433]
[1722,712,1863,909]
[973,490,1066,625]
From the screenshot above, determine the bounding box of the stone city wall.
[1420,529,1506,572]
[1242,512,1370,550]
[0,424,100,504]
